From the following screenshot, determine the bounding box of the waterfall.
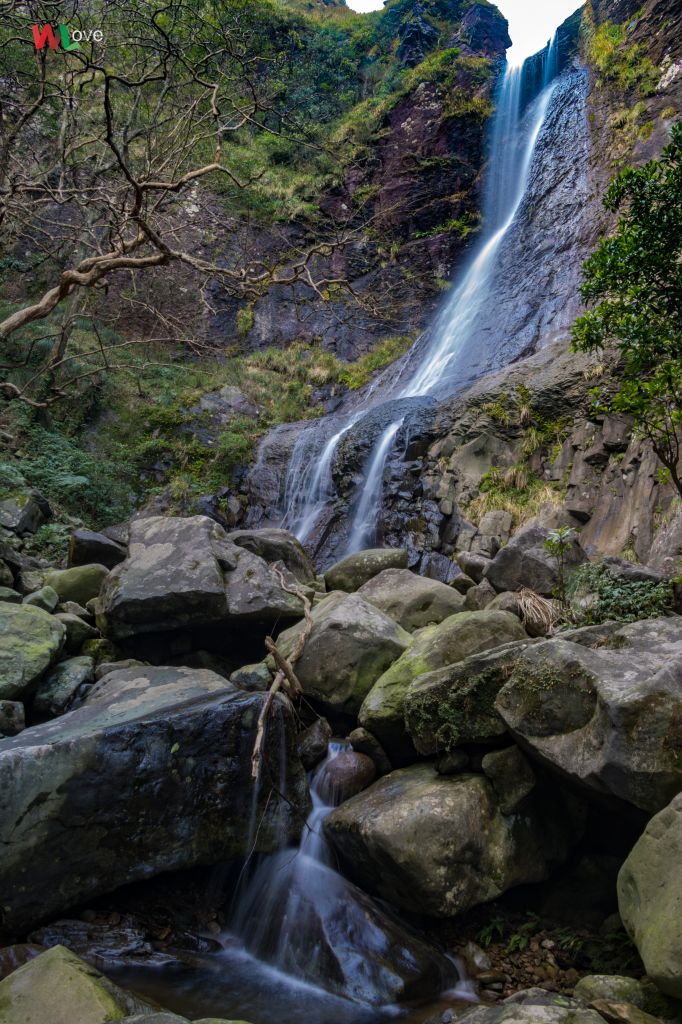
[345,418,404,554]
[228,741,460,1007]
[272,33,571,558]
[400,67,556,398]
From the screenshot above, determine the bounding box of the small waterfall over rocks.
[246,29,591,567]
[227,740,461,1009]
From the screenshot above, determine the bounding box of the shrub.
[566,562,672,626]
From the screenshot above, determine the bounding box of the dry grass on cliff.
[464,468,562,531]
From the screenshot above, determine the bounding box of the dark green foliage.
[572,123,682,496]
[566,562,673,627]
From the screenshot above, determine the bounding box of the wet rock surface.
[0,666,308,939]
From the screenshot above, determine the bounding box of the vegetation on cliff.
[573,122,682,498]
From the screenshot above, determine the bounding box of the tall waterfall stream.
[270,34,578,562]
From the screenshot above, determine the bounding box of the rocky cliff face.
[185,0,514,361]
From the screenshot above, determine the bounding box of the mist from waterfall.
[278,34,564,556]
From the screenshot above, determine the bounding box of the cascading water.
[228,741,464,1010]
[345,418,404,553]
[270,34,571,559]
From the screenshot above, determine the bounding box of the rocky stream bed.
[0,498,681,1024]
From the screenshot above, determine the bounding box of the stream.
[111,741,476,1022]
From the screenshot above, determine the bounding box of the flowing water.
[112,742,474,1022]
[267,36,568,558]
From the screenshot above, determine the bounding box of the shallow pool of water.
[111,941,477,1024]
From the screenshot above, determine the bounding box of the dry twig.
[251,566,313,782]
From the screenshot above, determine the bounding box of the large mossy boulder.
[44,564,110,606]
[276,592,411,718]
[98,517,305,642]
[485,524,587,596]
[495,618,682,813]
[323,548,408,592]
[357,568,465,631]
[0,666,308,939]
[325,763,582,917]
[0,944,152,1023]
[618,792,682,998]
[405,639,537,756]
[359,610,526,761]
[0,603,65,700]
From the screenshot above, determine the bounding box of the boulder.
[574,977,647,1008]
[0,666,308,938]
[325,764,582,917]
[45,564,110,606]
[314,749,377,804]
[0,490,48,536]
[23,585,59,613]
[98,516,304,642]
[0,559,13,588]
[404,640,536,756]
[229,662,272,692]
[357,568,465,631]
[456,552,492,584]
[349,726,392,776]
[456,992,607,1024]
[485,524,587,596]
[464,578,497,611]
[360,611,527,761]
[495,618,682,813]
[0,603,65,701]
[0,700,25,736]
[68,528,127,570]
[452,573,476,594]
[618,791,682,998]
[225,528,315,583]
[482,746,536,814]
[276,592,411,719]
[0,587,21,604]
[323,548,408,593]
[33,655,95,716]
[0,944,152,1024]
[55,612,100,653]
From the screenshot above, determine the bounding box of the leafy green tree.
[572,122,682,497]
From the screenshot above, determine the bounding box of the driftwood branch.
[251,567,314,782]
